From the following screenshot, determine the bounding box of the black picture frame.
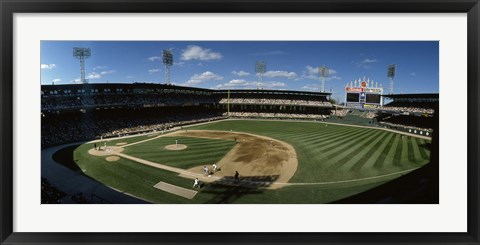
[1,0,479,244]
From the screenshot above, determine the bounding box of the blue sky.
[41,41,438,102]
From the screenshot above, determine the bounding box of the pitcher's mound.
[165,144,187,151]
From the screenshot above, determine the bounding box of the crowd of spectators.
[380,101,436,114]
[41,178,66,204]
[42,93,215,111]
[41,108,225,149]
[219,98,332,107]
[363,111,377,119]
[332,109,349,117]
[380,106,434,114]
[330,109,376,119]
[224,112,328,120]
[378,121,433,133]
[378,115,434,131]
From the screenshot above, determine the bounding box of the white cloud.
[301,66,340,81]
[305,66,338,76]
[232,70,250,76]
[41,64,56,70]
[148,56,161,62]
[52,78,61,83]
[148,69,160,74]
[215,79,286,89]
[126,75,135,79]
[357,58,378,69]
[100,70,115,75]
[263,70,297,80]
[411,72,416,76]
[87,72,101,79]
[361,58,377,64]
[82,69,116,80]
[181,45,222,61]
[362,59,376,64]
[185,71,223,86]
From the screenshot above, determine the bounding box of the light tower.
[73,47,91,84]
[388,64,396,94]
[319,66,329,92]
[255,61,266,84]
[162,49,173,84]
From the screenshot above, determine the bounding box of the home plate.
[153,181,197,199]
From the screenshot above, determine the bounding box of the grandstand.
[215,89,332,120]
[376,93,438,136]
[41,83,334,148]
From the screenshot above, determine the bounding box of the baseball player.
[193,178,200,189]
[234,171,239,183]
[203,165,209,175]
[212,163,217,173]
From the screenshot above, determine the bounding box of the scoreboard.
[345,78,383,107]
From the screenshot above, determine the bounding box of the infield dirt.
[170,130,298,188]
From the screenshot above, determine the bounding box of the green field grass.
[190,120,431,183]
[122,136,236,169]
[71,119,432,204]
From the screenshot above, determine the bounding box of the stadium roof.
[41,83,332,96]
[382,93,439,99]
[41,83,212,92]
[214,89,331,96]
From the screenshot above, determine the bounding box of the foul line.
[277,167,420,186]
[114,151,420,187]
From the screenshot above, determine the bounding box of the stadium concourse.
[41,83,438,204]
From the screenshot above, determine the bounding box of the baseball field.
[67,119,432,203]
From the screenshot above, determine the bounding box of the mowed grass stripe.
[407,137,416,163]
[289,127,355,141]
[285,126,359,143]
[410,137,424,163]
[325,130,385,170]
[398,136,412,167]
[290,128,363,152]
[346,132,392,171]
[370,133,396,169]
[322,129,381,159]
[392,135,403,167]
[415,138,430,160]
[325,130,385,169]
[311,128,375,154]
[304,127,369,146]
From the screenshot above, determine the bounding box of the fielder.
[212,163,217,173]
[193,178,200,189]
[203,165,209,175]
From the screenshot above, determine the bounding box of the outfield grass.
[71,119,432,203]
[190,120,431,183]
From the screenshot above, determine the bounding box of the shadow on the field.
[200,175,279,204]
[419,142,432,150]
[52,144,82,172]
